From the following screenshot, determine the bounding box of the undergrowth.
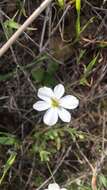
[0,0,107,189]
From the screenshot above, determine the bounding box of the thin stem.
[0,0,53,57]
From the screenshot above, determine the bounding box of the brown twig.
[0,0,53,57]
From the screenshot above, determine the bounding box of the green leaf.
[75,0,81,38]
[4,19,36,31]
[39,150,51,162]
[80,53,99,85]
[45,130,58,140]
[80,17,95,34]
[57,0,64,8]
[85,54,98,75]
[79,77,89,86]
[0,137,17,145]
[77,49,86,64]
[0,132,19,146]
[0,151,17,184]
[43,73,56,86]
[0,72,13,81]
[76,0,81,12]
[65,128,77,141]
[4,20,20,30]
[76,14,81,37]
[99,174,107,188]
[47,61,59,74]
[31,68,45,82]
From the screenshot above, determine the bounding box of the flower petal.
[54,84,65,99]
[48,183,60,190]
[61,188,67,190]
[43,108,58,126]
[38,87,54,102]
[58,108,71,122]
[33,101,50,111]
[60,95,79,109]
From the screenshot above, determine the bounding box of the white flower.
[44,183,67,190]
[33,84,79,126]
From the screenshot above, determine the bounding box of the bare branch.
[0,0,53,57]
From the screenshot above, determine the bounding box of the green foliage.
[98,43,107,48]
[68,179,92,190]
[75,0,81,38]
[4,19,36,35]
[69,185,92,190]
[16,0,27,17]
[1,0,106,188]
[34,176,44,187]
[39,150,51,162]
[31,58,59,86]
[0,55,47,82]
[77,49,86,64]
[57,0,64,8]
[75,2,94,39]
[0,54,59,86]
[47,60,59,74]
[32,128,63,161]
[75,0,81,11]
[65,128,78,141]
[80,17,95,35]
[31,68,45,82]
[4,19,20,30]
[0,72,13,81]
[3,16,21,37]
[80,54,99,85]
[0,132,19,146]
[0,151,17,185]
[65,128,85,141]
[99,174,107,188]
[43,72,56,86]
[0,132,19,185]
[45,129,62,150]
[31,126,85,163]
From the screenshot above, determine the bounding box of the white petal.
[33,101,50,111]
[58,108,71,122]
[54,84,65,99]
[60,95,79,109]
[61,188,67,190]
[43,108,58,126]
[48,183,60,190]
[38,87,54,102]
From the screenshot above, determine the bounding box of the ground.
[0,0,107,190]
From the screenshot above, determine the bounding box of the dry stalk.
[0,0,53,57]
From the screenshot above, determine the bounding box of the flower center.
[51,98,59,108]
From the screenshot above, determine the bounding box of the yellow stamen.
[51,98,59,108]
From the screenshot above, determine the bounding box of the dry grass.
[0,0,107,189]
